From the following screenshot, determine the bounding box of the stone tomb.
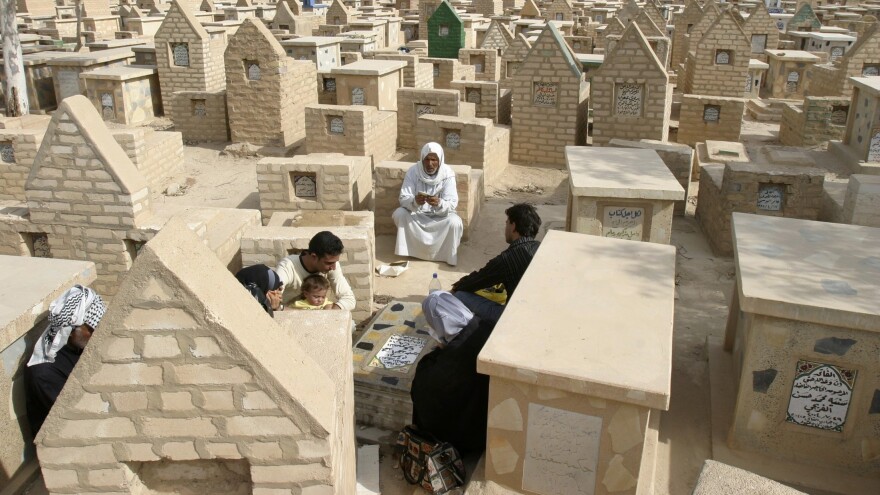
[352,301,438,431]
[46,48,136,102]
[607,139,694,216]
[80,66,161,125]
[565,147,684,244]
[395,87,468,150]
[478,230,675,495]
[0,256,95,490]
[764,49,821,100]
[329,59,407,111]
[256,153,373,223]
[720,213,880,491]
[696,161,825,256]
[304,104,397,166]
[280,36,342,72]
[34,220,356,494]
[828,77,880,175]
[842,174,880,228]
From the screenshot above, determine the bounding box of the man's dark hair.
[506,203,541,238]
[307,231,344,257]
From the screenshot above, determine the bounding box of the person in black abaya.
[235,264,284,316]
[410,291,496,456]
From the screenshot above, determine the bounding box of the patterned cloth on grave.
[353,301,438,430]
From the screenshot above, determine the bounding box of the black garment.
[410,318,495,455]
[451,237,540,297]
[25,344,82,435]
[235,264,282,316]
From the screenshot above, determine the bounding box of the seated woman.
[392,142,464,266]
[410,291,495,456]
[235,264,283,316]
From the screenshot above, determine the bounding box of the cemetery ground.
[22,116,846,495]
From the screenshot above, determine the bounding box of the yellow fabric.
[474,284,507,305]
[292,299,334,310]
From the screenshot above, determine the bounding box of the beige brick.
[92,363,163,386]
[174,364,252,385]
[59,418,137,439]
[225,416,301,437]
[143,334,182,358]
[251,463,331,484]
[142,417,217,437]
[38,444,116,466]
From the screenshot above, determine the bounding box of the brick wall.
[415,113,509,188]
[304,104,397,166]
[256,154,373,222]
[697,162,825,255]
[779,96,849,147]
[682,13,751,97]
[677,95,745,147]
[510,24,588,166]
[0,128,44,201]
[396,88,461,150]
[671,0,704,70]
[171,90,230,143]
[226,19,318,147]
[155,1,226,122]
[842,175,880,227]
[450,80,499,122]
[458,48,501,82]
[241,225,374,321]
[591,24,671,146]
[112,128,185,194]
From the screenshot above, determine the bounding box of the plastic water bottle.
[428,273,442,294]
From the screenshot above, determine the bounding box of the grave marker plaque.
[601,206,645,241]
[352,87,365,105]
[786,71,800,93]
[703,105,720,122]
[172,43,190,67]
[522,404,602,495]
[757,184,784,211]
[323,77,336,92]
[466,88,481,104]
[533,82,558,106]
[0,143,15,163]
[445,131,461,149]
[192,99,207,118]
[56,70,80,99]
[869,130,880,162]
[329,116,344,134]
[615,83,642,116]
[751,34,767,54]
[368,334,427,373]
[101,93,114,120]
[786,360,856,432]
[293,173,318,198]
[830,46,844,62]
[247,62,261,80]
[862,64,879,77]
[416,103,435,116]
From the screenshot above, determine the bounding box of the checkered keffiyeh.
[27,285,106,366]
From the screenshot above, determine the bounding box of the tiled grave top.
[79,65,156,81]
[353,301,437,393]
[732,213,880,332]
[283,36,343,47]
[45,47,135,66]
[749,58,770,70]
[764,49,821,62]
[478,230,676,410]
[0,256,96,351]
[565,146,685,200]
[331,59,407,75]
[852,76,880,95]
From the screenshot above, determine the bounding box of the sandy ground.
[21,117,847,495]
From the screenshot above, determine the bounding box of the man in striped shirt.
[451,203,542,325]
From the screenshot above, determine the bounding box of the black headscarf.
[235,264,283,316]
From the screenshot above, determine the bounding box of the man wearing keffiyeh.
[25,285,106,434]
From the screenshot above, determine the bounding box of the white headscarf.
[422,291,474,345]
[27,285,106,366]
[417,142,452,186]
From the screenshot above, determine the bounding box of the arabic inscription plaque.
[786,360,855,432]
[602,206,645,241]
[293,173,317,198]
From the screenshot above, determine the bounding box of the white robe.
[392,164,463,265]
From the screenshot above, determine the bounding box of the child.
[293,274,334,310]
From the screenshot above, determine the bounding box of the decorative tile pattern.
[445,131,461,150]
[172,43,189,67]
[786,360,856,432]
[0,143,15,164]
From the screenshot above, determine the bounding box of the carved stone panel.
[445,130,461,150]
[703,105,720,122]
[292,173,318,198]
[466,88,481,104]
[757,183,784,211]
[0,143,15,163]
[416,104,435,117]
[715,49,731,65]
[247,62,261,81]
[329,116,344,134]
[352,87,365,105]
[615,83,643,117]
